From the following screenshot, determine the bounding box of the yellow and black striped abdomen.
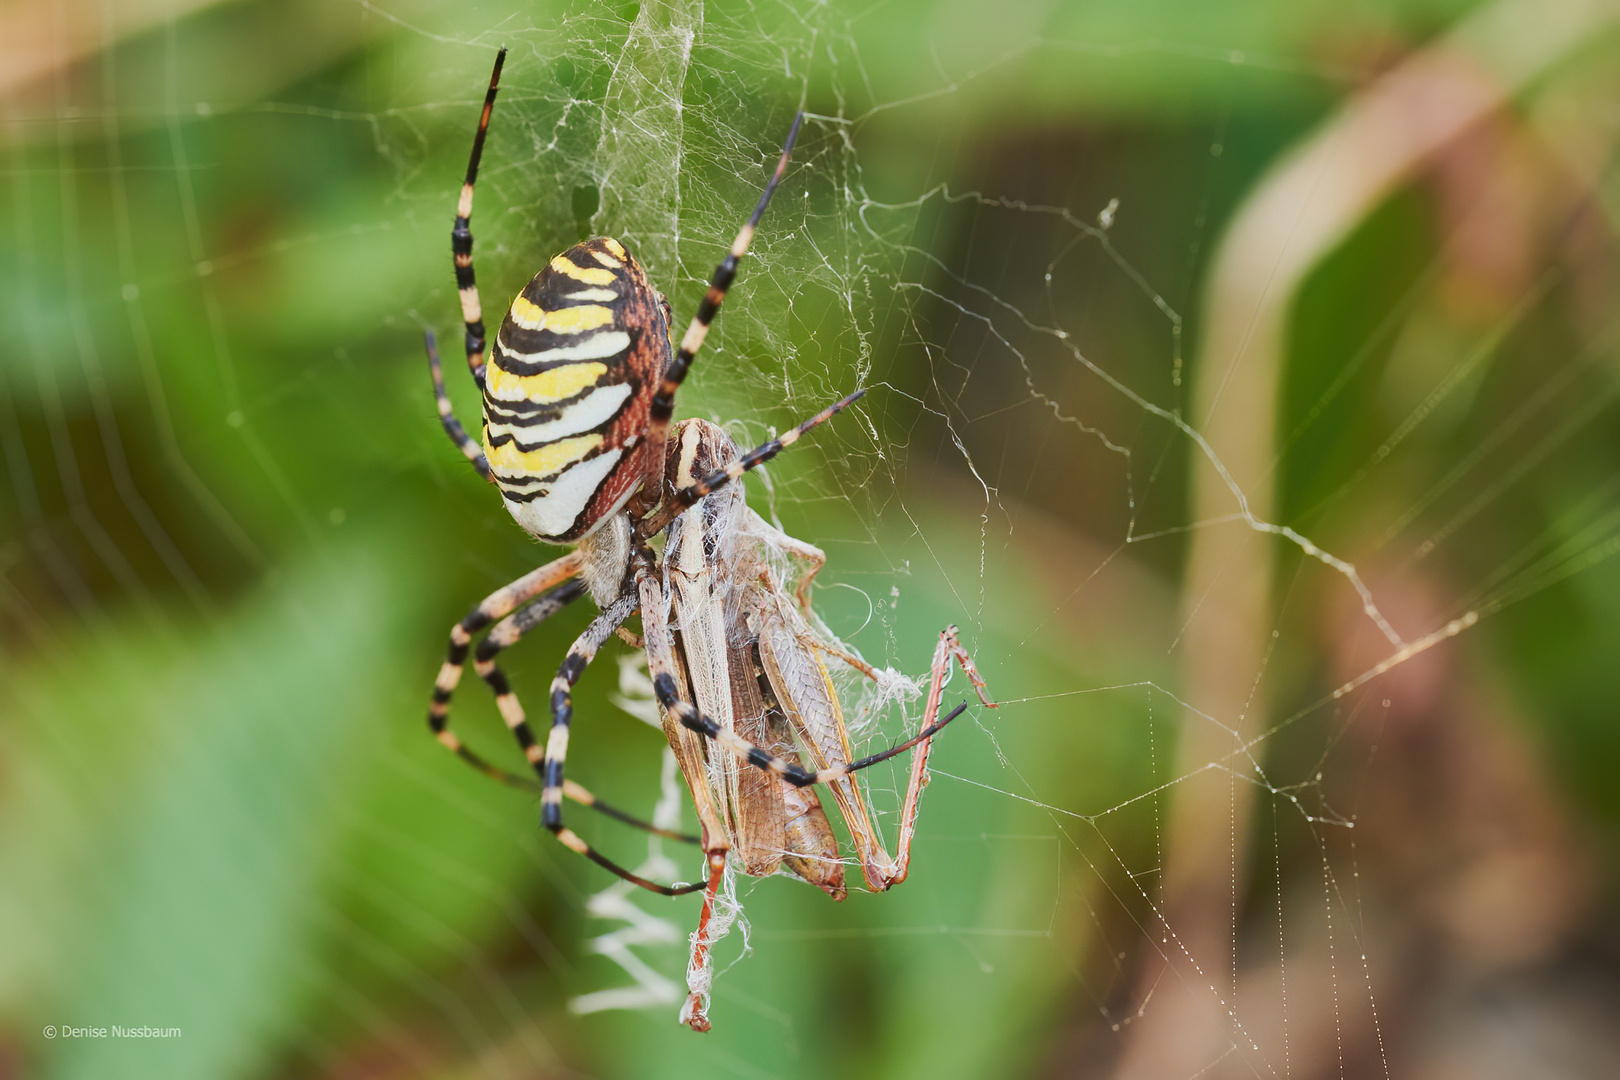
[482,236,670,542]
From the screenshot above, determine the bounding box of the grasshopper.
[648,418,996,1030]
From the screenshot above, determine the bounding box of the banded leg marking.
[642,386,865,537]
[541,593,707,896]
[429,551,581,776]
[452,47,507,388]
[564,778,700,845]
[636,112,806,510]
[433,566,697,843]
[468,578,587,775]
[426,328,491,480]
[637,561,974,792]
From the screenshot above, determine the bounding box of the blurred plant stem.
[1118,0,1620,1076]
[0,0,215,100]
[0,0,419,138]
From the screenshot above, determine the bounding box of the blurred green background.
[4,0,1620,1077]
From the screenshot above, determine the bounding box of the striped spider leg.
[426,548,697,844]
[634,419,998,1030]
[524,400,883,902]
[426,395,866,895]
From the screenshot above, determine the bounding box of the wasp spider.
[423,49,984,913]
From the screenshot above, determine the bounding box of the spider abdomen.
[482,236,670,543]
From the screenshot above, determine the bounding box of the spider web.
[4,1,1620,1078]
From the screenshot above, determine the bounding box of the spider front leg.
[631,112,805,519]
[540,592,708,896]
[640,387,866,537]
